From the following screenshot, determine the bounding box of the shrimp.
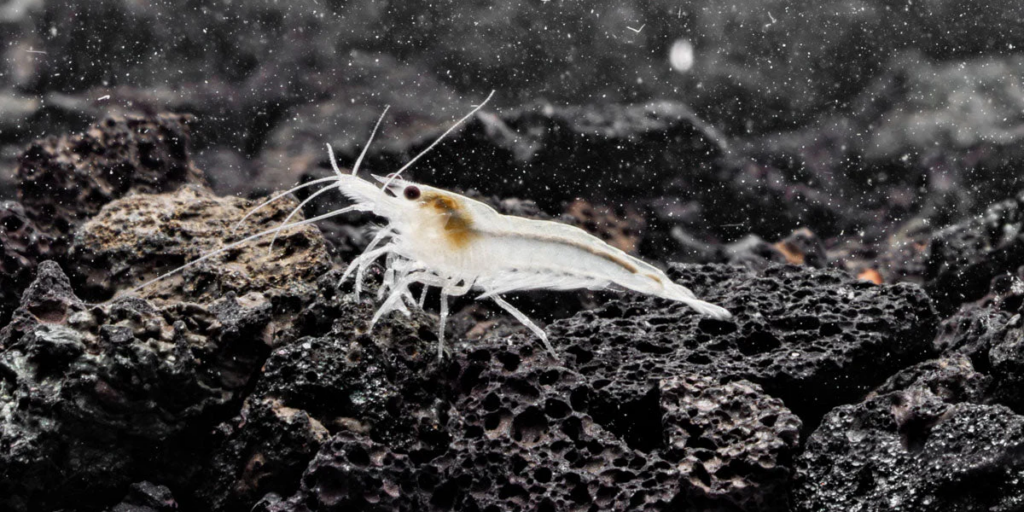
[132,91,731,360]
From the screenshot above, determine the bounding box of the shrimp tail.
[660,282,732,319]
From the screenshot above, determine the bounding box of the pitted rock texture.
[0,201,54,326]
[794,387,1024,511]
[929,274,1024,413]
[868,355,991,405]
[925,190,1024,314]
[16,114,205,252]
[0,261,278,511]
[69,184,330,307]
[253,338,800,512]
[198,282,445,510]
[552,263,938,423]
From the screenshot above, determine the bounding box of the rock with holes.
[196,284,444,510]
[793,386,1024,511]
[0,261,279,511]
[930,274,1024,413]
[553,263,938,424]
[253,333,800,511]
[68,184,330,307]
[924,190,1024,315]
[16,114,205,253]
[0,201,54,327]
[868,354,990,405]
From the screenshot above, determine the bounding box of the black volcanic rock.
[869,355,991,405]
[197,279,444,510]
[68,184,330,306]
[255,338,801,512]
[794,386,1024,511]
[925,190,1024,314]
[16,114,205,254]
[0,261,312,510]
[107,481,178,512]
[0,201,54,326]
[553,263,938,424]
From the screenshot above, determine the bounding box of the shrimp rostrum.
[136,92,731,360]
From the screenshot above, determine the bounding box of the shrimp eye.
[403,186,421,200]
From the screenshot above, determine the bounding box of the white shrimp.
[132,91,731,360]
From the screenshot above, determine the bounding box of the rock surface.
[253,336,801,512]
[553,264,938,423]
[0,201,53,325]
[794,378,1024,511]
[16,114,205,253]
[0,262,270,510]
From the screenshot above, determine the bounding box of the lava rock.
[197,285,445,511]
[255,337,800,512]
[725,234,790,270]
[868,354,991,405]
[0,261,280,511]
[0,201,54,326]
[794,387,1024,511]
[68,184,330,307]
[924,190,1024,314]
[552,263,938,424]
[16,113,205,253]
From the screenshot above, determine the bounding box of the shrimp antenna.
[230,176,340,233]
[380,90,496,192]
[328,105,391,179]
[128,204,368,295]
[235,106,392,233]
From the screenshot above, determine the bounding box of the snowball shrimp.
[134,91,731,359]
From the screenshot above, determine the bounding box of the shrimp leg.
[490,294,558,358]
[338,243,397,299]
[371,271,430,326]
[438,291,449,360]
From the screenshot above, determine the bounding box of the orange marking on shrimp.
[423,192,478,249]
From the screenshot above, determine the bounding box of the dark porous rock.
[933,270,1024,363]
[794,387,1024,511]
[934,304,1013,368]
[774,228,827,268]
[868,354,990,405]
[0,259,84,350]
[257,338,800,512]
[107,481,178,512]
[657,374,801,510]
[929,272,1024,412]
[197,270,444,510]
[69,184,330,309]
[0,201,54,326]
[198,396,332,511]
[553,263,938,424]
[16,114,205,253]
[0,261,281,511]
[983,314,1024,413]
[924,190,1024,314]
